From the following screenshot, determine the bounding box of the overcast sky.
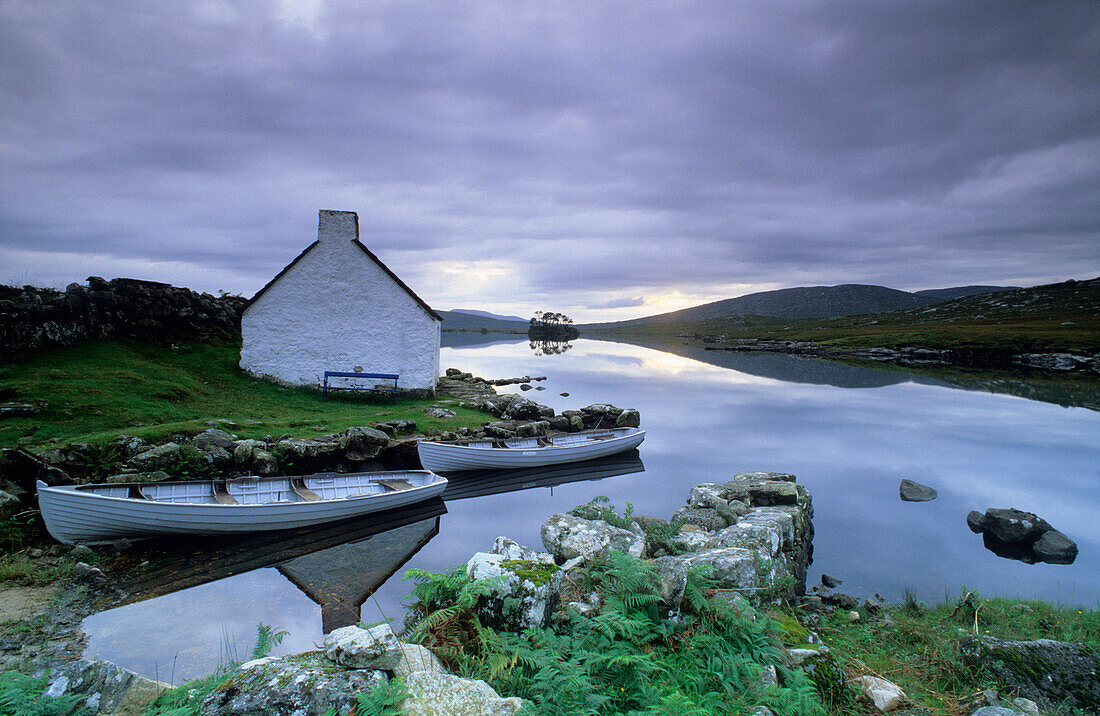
[2,1,1098,321]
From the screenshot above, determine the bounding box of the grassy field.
[0,338,492,450]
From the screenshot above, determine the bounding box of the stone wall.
[0,277,247,361]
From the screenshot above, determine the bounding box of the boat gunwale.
[419,428,645,451]
[38,471,444,509]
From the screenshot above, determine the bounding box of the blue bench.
[322,371,399,401]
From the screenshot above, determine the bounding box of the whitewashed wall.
[240,210,441,390]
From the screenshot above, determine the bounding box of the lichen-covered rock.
[466,550,560,631]
[402,671,526,716]
[541,514,646,562]
[40,658,168,716]
[614,408,640,428]
[958,635,1100,711]
[338,426,391,461]
[652,547,758,607]
[392,643,446,680]
[191,428,236,452]
[324,624,405,670]
[232,439,266,464]
[199,652,385,716]
[127,442,182,471]
[670,506,729,531]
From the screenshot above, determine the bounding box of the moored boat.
[417,427,645,473]
[36,471,447,545]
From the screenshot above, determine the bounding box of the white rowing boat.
[36,471,448,545]
[417,427,645,473]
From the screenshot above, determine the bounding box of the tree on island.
[528,310,580,341]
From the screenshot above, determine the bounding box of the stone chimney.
[317,209,359,245]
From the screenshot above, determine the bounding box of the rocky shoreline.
[681,335,1100,375]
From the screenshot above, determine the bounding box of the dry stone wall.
[0,277,247,360]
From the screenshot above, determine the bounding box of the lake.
[82,335,1100,681]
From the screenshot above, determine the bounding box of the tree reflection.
[529,339,574,355]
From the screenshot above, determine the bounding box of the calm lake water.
[83,336,1100,680]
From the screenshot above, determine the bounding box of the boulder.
[670,506,728,532]
[324,624,405,670]
[652,547,757,606]
[465,549,559,631]
[614,409,641,428]
[232,439,266,464]
[391,643,446,680]
[898,479,937,502]
[541,514,646,562]
[338,426,391,461]
[515,420,550,438]
[126,442,182,472]
[200,653,384,716]
[1032,530,1078,564]
[402,671,526,716]
[850,675,907,712]
[106,471,169,484]
[958,635,1100,711]
[977,508,1052,544]
[0,448,72,490]
[275,438,340,469]
[821,574,843,588]
[250,449,279,476]
[422,407,457,419]
[191,428,236,452]
[42,658,168,716]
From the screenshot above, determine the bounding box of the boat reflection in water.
[84,450,645,679]
[440,449,645,501]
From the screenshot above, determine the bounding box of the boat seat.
[377,478,413,492]
[212,481,239,505]
[290,478,321,502]
[127,485,151,500]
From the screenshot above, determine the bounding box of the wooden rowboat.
[36,471,447,545]
[417,427,645,473]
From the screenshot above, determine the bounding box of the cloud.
[1,0,1097,319]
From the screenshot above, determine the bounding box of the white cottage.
[240,209,441,391]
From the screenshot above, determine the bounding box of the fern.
[250,622,288,660]
[402,549,827,715]
[348,676,409,716]
[0,671,92,716]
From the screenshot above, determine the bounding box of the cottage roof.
[245,231,441,322]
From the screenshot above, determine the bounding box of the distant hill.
[584,284,933,331]
[437,309,527,332]
[450,309,528,322]
[913,285,1015,302]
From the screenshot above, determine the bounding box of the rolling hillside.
[581,283,1012,331]
[437,309,528,332]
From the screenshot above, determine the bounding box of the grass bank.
[0,338,491,450]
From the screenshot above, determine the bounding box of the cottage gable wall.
[240,210,440,390]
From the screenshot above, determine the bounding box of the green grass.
[783,590,1100,715]
[0,338,493,450]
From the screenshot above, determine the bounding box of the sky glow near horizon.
[2,1,1098,321]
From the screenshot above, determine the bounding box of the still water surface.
[83,336,1100,680]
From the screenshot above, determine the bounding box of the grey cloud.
[0,1,1097,316]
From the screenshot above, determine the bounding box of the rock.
[541,514,646,562]
[0,402,41,417]
[232,439,266,464]
[958,635,1100,711]
[392,644,446,680]
[0,447,72,490]
[274,438,340,470]
[126,442,182,471]
[491,536,554,563]
[324,624,405,670]
[1032,530,1078,564]
[846,610,861,622]
[850,674,908,712]
[106,470,169,483]
[402,671,526,715]
[519,383,532,390]
[821,573,843,588]
[1011,697,1041,715]
[969,708,1019,716]
[465,550,559,631]
[71,562,107,584]
[974,508,1053,544]
[250,448,279,475]
[191,428,236,451]
[787,646,829,666]
[42,658,168,716]
[0,490,20,519]
[862,598,882,614]
[967,510,987,533]
[568,415,585,431]
[515,420,550,438]
[899,479,937,502]
[670,506,728,532]
[70,545,95,559]
[200,652,384,716]
[112,538,133,552]
[422,407,457,419]
[337,426,392,461]
[653,548,758,606]
[559,392,569,397]
[614,409,641,428]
